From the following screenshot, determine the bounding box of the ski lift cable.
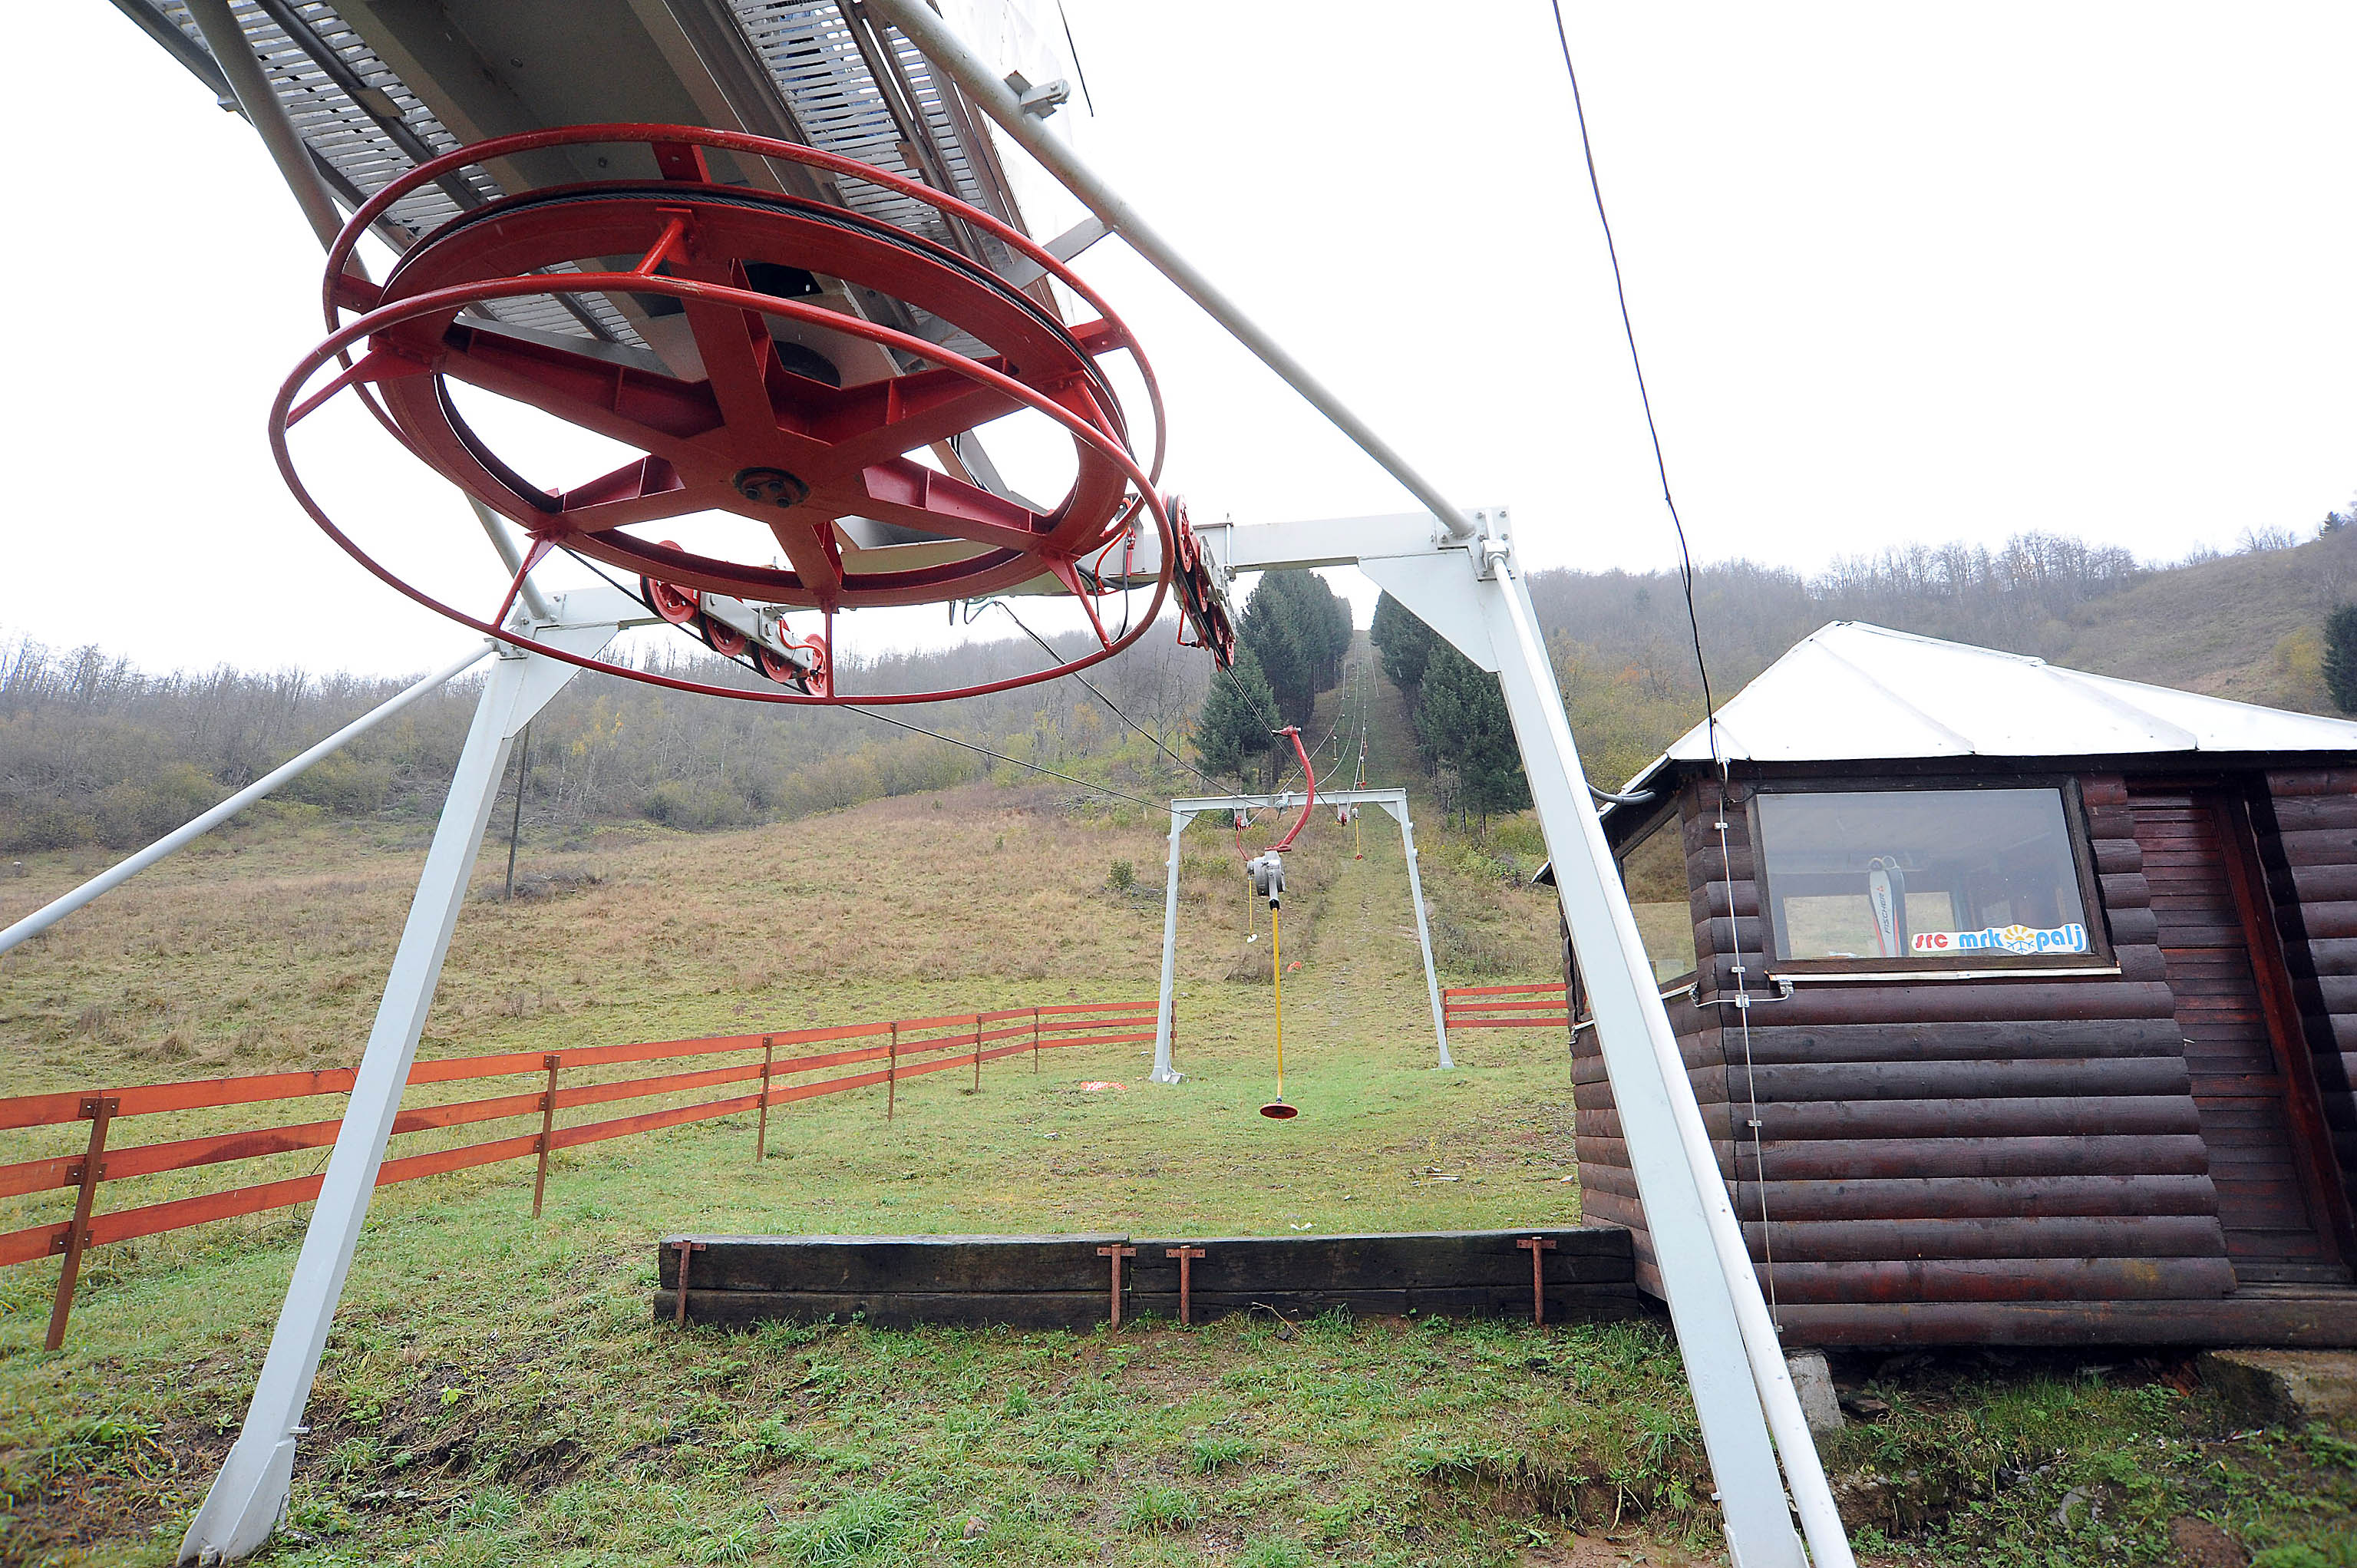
[843,704,1158,808]
[1547,0,1774,1321]
[556,546,1157,809]
[989,599,1234,794]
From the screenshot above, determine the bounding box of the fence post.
[754,1036,774,1160]
[1032,1007,1041,1073]
[531,1055,560,1219]
[886,1023,898,1121]
[46,1094,117,1351]
[971,1013,982,1093]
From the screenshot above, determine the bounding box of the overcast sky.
[4,2,2352,678]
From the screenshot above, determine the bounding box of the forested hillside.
[1531,520,2357,790]
[8,517,2354,854]
[0,622,1207,853]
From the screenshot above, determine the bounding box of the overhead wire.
[1546,0,1775,1328]
[988,598,1233,794]
[554,546,1155,808]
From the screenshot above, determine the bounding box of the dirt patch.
[6,1410,228,1560]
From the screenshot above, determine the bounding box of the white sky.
[3,2,2352,678]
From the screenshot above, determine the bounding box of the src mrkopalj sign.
[1910,923,2089,956]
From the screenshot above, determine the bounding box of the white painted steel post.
[178,632,611,1565]
[1150,806,1196,1084]
[1463,533,1846,1567]
[1383,801,1454,1070]
[865,9,1850,1530]
[0,646,493,959]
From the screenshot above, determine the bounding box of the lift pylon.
[1153,787,1450,1083]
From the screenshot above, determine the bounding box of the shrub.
[642,779,754,831]
[1107,859,1135,891]
[285,752,394,814]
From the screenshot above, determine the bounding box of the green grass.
[2,668,2352,1565]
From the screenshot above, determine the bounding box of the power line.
[1545,2,1719,750]
[843,703,1157,807]
[1547,2,1775,1323]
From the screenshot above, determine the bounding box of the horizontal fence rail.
[1441,982,1570,1031]
[2,999,1153,1347]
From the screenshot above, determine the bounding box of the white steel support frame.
[178,602,626,1564]
[1152,787,1449,1084]
[165,0,1852,1556]
[0,645,493,959]
[864,7,1853,1560]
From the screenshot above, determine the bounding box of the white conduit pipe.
[0,644,494,958]
[183,0,348,252]
[863,0,1479,544]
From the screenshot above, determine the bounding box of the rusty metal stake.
[671,1237,707,1328]
[754,1036,774,1160]
[530,1055,560,1217]
[1517,1235,1557,1326]
[1097,1243,1137,1329]
[1032,1006,1041,1073]
[971,1013,982,1093]
[46,1095,117,1351]
[886,1023,898,1121]
[1167,1246,1205,1326]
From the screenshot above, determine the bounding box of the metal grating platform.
[121,0,1055,352]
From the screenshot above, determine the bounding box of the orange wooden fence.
[2,999,1153,1347]
[1441,982,1570,1031]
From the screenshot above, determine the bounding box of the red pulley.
[271,124,1180,706]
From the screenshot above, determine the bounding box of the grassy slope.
[2,653,2352,1566]
[2035,528,2357,711]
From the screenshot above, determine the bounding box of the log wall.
[653,1229,1646,1329]
[1572,787,1728,1298]
[2251,769,2357,1226]
[1566,768,2355,1345]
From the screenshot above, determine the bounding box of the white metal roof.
[1620,620,2357,794]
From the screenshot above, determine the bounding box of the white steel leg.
[1150,807,1193,1084]
[1472,550,1835,1568]
[1370,537,1814,1568]
[179,633,609,1564]
[1383,802,1454,1070]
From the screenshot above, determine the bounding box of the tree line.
[1370,593,1530,828]
[1190,569,1353,788]
[0,617,1210,854]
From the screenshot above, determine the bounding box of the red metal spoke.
[286,347,431,427]
[671,268,797,452]
[787,362,1030,484]
[490,535,560,627]
[432,322,724,463]
[549,457,711,532]
[1046,556,1115,649]
[820,457,1051,554]
[764,517,845,603]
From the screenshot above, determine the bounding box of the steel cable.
[1546,0,1774,1324]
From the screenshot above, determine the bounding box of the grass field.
[2,672,2352,1566]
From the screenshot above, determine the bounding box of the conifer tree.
[1193,645,1278,787]
[1371,591,1436,693]
[2324,606,2357,715]
[1414,643,1529,826]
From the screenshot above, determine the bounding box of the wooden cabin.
[1568,622,2357,1346]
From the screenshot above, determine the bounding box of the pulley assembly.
[271,124,1179,705]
